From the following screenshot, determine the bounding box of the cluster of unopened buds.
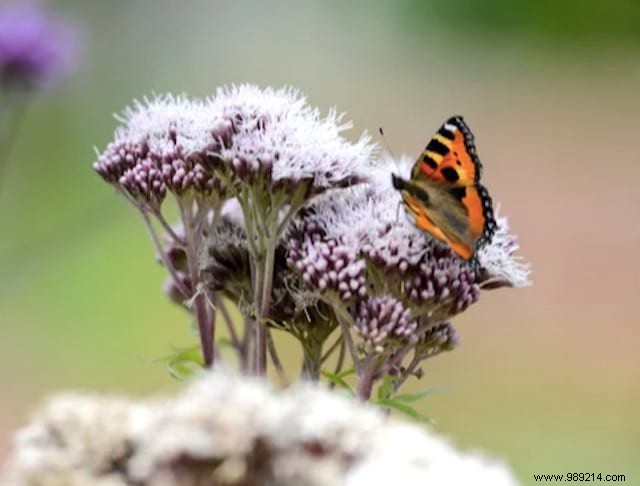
[93,84,530,400]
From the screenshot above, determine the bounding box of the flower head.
[415,321,459,358]
[354,296,418,354]
[94,95,228,209]
[94,86,375,213]
[210,84,375,195]
[287,160,529,345]
[0,1,78,91]
[288,180,478,321]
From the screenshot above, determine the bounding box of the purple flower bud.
[353,296,418,354]
[416,322,459,358]
[94,95,229,206]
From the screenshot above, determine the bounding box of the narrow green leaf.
[336,367,356,379]
[374,398,435,424]
[321,370,355,396]
[159,345,206,382]
[166,358,201,381]
[154,345,202,363]
[393,387,444,403]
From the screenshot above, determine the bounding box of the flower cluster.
[212,85,374,194]
[94,85,376,373]
[94,86,375,212]
[354,296,418,354]
[93,95,227,210]
[415,321,460,358]
[286,181,484,321]
[94,85,529,399]
[283,161,528,396]
[287,220,367,301]
[0,1,78,91]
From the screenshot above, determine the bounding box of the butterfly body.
[392,116,496,264]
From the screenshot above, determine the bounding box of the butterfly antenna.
[379,127,401,172]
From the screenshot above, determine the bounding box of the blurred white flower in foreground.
[2,371,519,486]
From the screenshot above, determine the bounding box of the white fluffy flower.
[212,84,375,190]
[477,209,531,288]
[1,371,519,486]
[114,94,221,157]
[94,85,377,208]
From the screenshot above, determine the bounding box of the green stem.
[255,234,276,374]
[331,300,361,370]
[213,293,240,350]
[247,254,263,373]
[300,337,323,381]
[333,338,346,377]
[152,207,186,246]
[321,334,344,365]
[393,352,422,393]
[267,330,289,385]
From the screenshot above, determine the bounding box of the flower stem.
[356,358,375,401]
[394,353,422,393]
[321,335,344,365]
[194,291,214,367]
[140,211,190,297]
[331,302,360,371]
[210,292,241,351]
[152,208,186,246]
[332,339,346,379]
[255,234,276,374]
[179,199,214,368]
[267,330,289,385]
[300,340,323,381]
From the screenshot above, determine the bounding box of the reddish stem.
[194,292,214,367]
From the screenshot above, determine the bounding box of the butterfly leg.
[395,200,403,223]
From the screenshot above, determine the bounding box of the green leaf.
[393,387,445,403]
[374,398,436,424]
[336,367,355,379]
[376,374,396,401]
[157,346,205,382]
[154,344,202,363]
[166,358,201,381]
[321,370,355,396]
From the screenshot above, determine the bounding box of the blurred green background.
[1,1,639,484]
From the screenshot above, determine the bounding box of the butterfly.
[391,116,496,267]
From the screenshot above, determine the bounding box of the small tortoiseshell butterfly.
[392,116,496,266]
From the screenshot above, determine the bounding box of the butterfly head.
[391,173,407,191]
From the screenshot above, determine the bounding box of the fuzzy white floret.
[106,85,376,189]
[2,371,519,486]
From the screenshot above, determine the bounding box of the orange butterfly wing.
[397,116,496,262]
[413,115,481,186]
[449,183,496,252]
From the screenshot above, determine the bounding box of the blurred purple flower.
[0,1,79,91]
